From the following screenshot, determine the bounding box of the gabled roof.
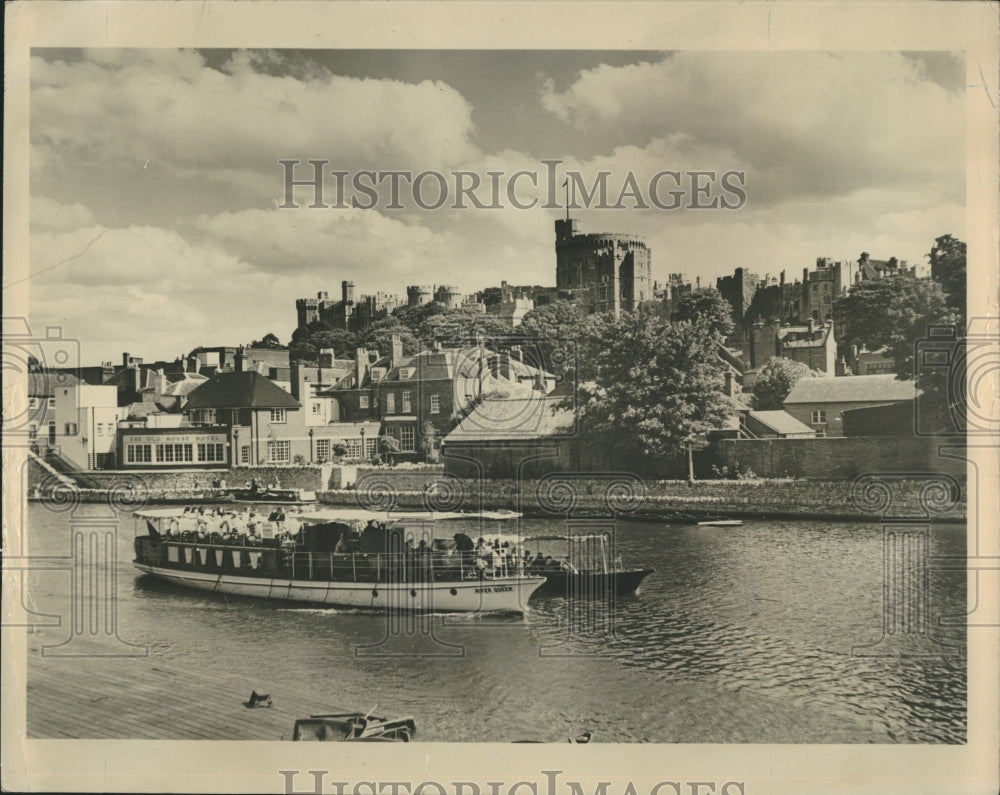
[160,373,209,397]
[783,374,915,405]
[445,396,575,442]
[746,410,816,436]
[184,371,301,410]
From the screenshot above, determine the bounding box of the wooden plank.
[26,639,350,741]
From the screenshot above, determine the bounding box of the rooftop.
[783,374,916,405]
[445,396,575,443]
[185,371,301,410]
[745,409,816,436]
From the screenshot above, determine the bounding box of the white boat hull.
[134,562,545,613]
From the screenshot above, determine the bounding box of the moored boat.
[132,506,544,613]
[292,711,416,742]
[697,519,744,527]
[524,534,654,597]
[224,486,317,504]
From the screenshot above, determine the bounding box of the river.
[23,503,966,743]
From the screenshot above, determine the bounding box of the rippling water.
[25,504,966,743]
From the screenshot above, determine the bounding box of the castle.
[554,218,652,315]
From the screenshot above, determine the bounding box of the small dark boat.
[515,730,593,743]
[226,487,317,504]
[528,534,653,597]
[292,711,416,742]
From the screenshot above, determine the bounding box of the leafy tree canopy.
[751,356,819,410]
[929,234,966,319]
[670,289,735,341]
[572,312,734,464]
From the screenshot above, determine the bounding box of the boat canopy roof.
[296,508,521,525]
[133,506,521,522]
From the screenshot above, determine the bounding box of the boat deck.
[24,634,343,740]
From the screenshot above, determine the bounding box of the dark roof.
[184,371,301,410]
[784,374,915,405]
[445,397,575,442]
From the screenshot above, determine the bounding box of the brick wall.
[715,436,966,480]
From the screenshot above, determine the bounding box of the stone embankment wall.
[329,471,966,522]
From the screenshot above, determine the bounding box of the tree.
[250,332,281,349]
[670,289,735,341]
[512,301,595,381]
[833,275,952,362]
[420,420,440,463]
[571,312,734,471]
[379,434,401,466]
[752,357,819,410]
[360,319,420,357]
[929,234,966,319]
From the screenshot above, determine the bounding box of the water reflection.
[25,504,966,743]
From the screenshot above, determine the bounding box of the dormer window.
[371,367,386,381]
[399,367,412,379]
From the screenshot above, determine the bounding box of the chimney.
[158,368,167,397]
[355,347,367,388]
[510,345,523,363]
[808,318,816,334]
[390,334,403,370]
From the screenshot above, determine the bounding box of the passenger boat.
[523,534,653,596]
[132,506,546,613]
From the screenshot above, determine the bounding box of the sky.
[26,48,965,364]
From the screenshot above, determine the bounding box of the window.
[96,423,103,436]
[197,443,226,463]
[190,409,216,424]
[430,394,440,415]
[811,410,827,424]
[178,444,193,462]
[240,446,251,465]
[815,429,826,438]
[399,367,412,379]
[269,409,286,423]
[400,426,415,452]
[267,439,290,463]
[315,438,331,461]
[48,398,56,409]
[386,393,396,414]
[311,402,322,414]
[126,444,152,463]
[64,422,78,435]
[157,444,174,462]
[359,395,370,409]
[29,425,37,440]
[346,438,361,458]
[364,437,377,458]
[370,367,385,381]
[401,391,412,413]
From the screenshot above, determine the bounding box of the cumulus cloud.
[31,49,482,187]
[539,52,963,203]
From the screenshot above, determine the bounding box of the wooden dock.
[25,635,351,740]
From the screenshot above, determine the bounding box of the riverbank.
[28,475,967,523]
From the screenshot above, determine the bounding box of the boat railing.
[135,536,554,584]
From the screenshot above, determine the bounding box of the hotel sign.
[123,432,226,445]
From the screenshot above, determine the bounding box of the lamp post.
[234,427,240,468]
[308,428,314,463]
[360,427,366,463]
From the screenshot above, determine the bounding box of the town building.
[782,373,916,438]
[743,319,838,375]
[33,379,125,470]
[442,396,577,478]
[554,218,652,316]
[326,336,557,462]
